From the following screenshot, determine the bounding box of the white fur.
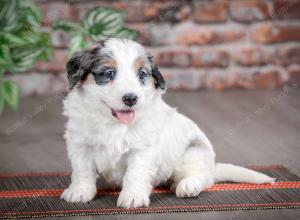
[61,38,275,208]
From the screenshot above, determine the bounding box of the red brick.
[160,68,205,90]
[176,26,213,45]
[112,2,163,22]
[229,0,271,23]
[152,49,192,68]
[113,2,147,22]
[149,1,191,22]
[193,2,228,23]
[212,27,245,43]
[39,2,75,26]
[232,46,273,66]
[205,70,232,91]
[128,23,152,45]
[205,67,284,91]
[288,65,300,86]
[251,23,300,43]
[176,24,245,45]
[34,49,68,73]
[51,31,71,48]
[143,23,174,46]
[192,49,229,67]
[273,0,300,19]
[275,46,300,65]
[251,67,284,88]
[140,23,244,46]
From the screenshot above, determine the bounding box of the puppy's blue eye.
[138,70,148,80]
[92,68,116,85]
[104,70,116,79]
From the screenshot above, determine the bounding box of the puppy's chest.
[86,121,159,153]
[89,123,159,176]
[92,147,127,179]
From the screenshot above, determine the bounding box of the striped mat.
[0,165,299,218]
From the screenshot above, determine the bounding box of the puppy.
[61,38,275,208]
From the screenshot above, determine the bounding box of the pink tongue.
[115,111,135,124]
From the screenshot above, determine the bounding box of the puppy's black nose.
[122,93,138,107]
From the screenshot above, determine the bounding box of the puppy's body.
[62,39,274,208]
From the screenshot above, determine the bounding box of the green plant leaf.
[1,33,27,47]
[0,44,13,69]
[68,35,88,56]
[11,53,41,72]
[0,0,53,114]
[1,81,19,111]
[36,32,53,61]
[19,28,41,44]
[0,0,18,32]
[6,31,53,73]
[18,0,42,29]
[9,44,44,72]
[0,68,4,77]
[84,7,125,41]
[0,86,4,114]
[113,27,138,40]
[53,20,86,36]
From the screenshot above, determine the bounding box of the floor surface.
[0,88,299,219]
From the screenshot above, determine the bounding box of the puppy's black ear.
[66,47,100,90]
[147,55,166,90]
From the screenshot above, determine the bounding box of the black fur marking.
[66,47,101,90]
[147,55,166,90]
[152,65,166,90]
[92,68,117,85]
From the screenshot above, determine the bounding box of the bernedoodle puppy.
[61,38,275,208]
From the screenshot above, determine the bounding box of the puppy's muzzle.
[122,93,138,107]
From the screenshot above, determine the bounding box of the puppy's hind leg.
[173,145,216,197]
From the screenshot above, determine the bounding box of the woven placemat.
[0,165,299,219]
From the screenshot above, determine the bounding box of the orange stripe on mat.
[155,181,300,193]
[0,181,299,198]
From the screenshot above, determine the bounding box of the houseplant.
[53,7,137,56]
[0,0,52,113]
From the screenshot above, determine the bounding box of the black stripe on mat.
[0,188,299,218]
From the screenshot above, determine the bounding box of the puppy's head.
[67,38,166,124]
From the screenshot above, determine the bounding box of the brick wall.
[13,0,300,95]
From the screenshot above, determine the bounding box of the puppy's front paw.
[176,177,204,197]
[60,184,96,203]
[117,189,150,208]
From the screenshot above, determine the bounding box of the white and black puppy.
[61,38,275,208]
